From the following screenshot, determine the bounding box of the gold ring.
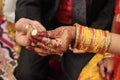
[31,29,38,36]
[45,38,51,45]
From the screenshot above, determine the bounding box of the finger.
[15,32,30,46]
[15,22,33,33]
[103,58,113,74]
[16,24,33,46]
[31,35,44,44]
[69,47,85,53]
[38,30,59,38]
[26,46,49,56]
[37,52,50,56]
[18,18,46,32]
[34,47,49,54]
[26,46,34,51]
[34,37,51,45]
[26,43,49,53]
[16,18,45,33]
[18,18,33,24]
[40,37,64,52]
[35,42,57,54]
[36,42,49,51]
[35,37,63,50]
[100,64,106,78]
[31,36,57,52]
[32,36,54,47]
[27,25,34,38]
[16,18,33,30]
[33,31,67,53]
[97,61,106,78]
[32,21,46,31]
[29,37,37,44]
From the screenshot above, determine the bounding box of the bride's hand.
[28,26,75,56]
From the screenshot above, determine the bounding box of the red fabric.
[49,60,62,80]
[113,55,120,80]
[115,0,120,14]
[55,0,72,25]
[0,37,13,48]
[113,21,120,34]
[113,0,120,34]
[115,8,120,14]
[86,0,90,7]
[0,17,4,24]
[113,1,120,79]
[56,0,90,25]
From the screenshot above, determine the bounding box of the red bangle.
[98,31,106,53]
[99,46,105,53]
[114,55,120,72]
[88,28,95,51]
[76,25,83,48]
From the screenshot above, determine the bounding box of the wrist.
[68,26,76,45]
[71,26,76,41]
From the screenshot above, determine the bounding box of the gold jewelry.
[31,29,38,36]
[46,38,51,45]
[73,23,80,48]
[73,23,111,54]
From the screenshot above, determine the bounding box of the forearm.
[73,24,120,55]
[108,33,120,54]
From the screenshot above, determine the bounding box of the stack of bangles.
[73,23,111,54]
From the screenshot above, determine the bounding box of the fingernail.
[37,37,42,41]
[32,39,37,44]
[26,46,34,51]
[38,31,48,37]
[29,37,37,44]
[29,38,34,42]
[106,74,110,80]
[31,42,35,46]
[32,36,42,42]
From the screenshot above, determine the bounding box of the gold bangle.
[76,25,83,49]
[73,23,80,48]
[105,31,111,52]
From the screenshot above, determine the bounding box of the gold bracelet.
[73,23,80,48]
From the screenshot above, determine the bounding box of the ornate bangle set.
[73,23,111,54]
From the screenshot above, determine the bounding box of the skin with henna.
[28,26,76,56]
[28,27,120,56]
[15,19,120,80]
[27,26,120,80]
[15,18,82,56]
